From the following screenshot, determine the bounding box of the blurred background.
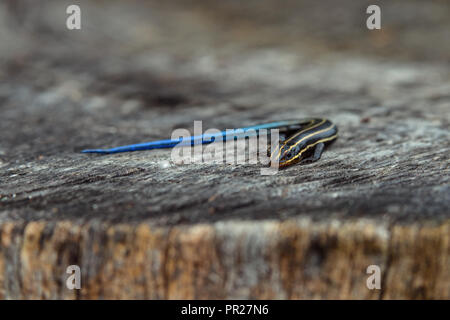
[2,0,450,61]
[0,0,449,162]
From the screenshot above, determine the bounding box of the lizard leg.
[301,142,325,163]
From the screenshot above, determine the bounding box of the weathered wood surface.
[0,0,449,299]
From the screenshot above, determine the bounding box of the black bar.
[0,300,446,318]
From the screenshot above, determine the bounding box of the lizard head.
[270,143,301,168]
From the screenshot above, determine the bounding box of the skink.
[82,118,338,168]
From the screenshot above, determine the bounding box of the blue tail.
[82,121,292,154]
